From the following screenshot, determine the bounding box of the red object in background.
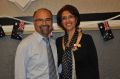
[11,21,25,40]
[18,21,25,31]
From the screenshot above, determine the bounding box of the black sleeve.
[86,35,100,79]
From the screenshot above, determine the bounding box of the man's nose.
[41,20,47,25]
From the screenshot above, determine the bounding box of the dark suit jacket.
[56,33,100,79]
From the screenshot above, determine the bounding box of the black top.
[56,33,99,79]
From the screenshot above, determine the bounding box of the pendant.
[72,43,81,51]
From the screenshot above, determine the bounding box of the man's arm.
[15,43,28,79]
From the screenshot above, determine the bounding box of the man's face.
[33,9,53,37]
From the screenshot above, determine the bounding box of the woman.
[56,5,99,79]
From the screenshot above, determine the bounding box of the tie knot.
[43,37,49,43]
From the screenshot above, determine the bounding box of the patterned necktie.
[43,37,57,79]
[62,47,72,79]
[62,30,78,79]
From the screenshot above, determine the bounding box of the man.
[15,8,58,79]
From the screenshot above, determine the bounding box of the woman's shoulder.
[81,33,95,45]
[82,33,93,40]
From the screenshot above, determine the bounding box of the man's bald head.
[33,8,52,18]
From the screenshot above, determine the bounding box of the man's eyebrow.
[45,18,52,20]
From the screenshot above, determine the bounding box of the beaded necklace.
[64,29,78,49]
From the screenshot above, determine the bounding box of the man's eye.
[46,19,51,21]
[34,18,52,21]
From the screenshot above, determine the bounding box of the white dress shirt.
[72,52,76,79]
[15,32,58,79]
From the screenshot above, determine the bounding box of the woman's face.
[61,10,77,32]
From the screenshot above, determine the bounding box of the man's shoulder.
[23,33,34,42]
[18,33,35,47]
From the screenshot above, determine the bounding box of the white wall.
[0,0,120,16]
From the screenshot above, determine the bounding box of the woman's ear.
[76,17,78,23]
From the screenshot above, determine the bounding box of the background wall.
[0,0,120,79]
[0,0,120,16]
[0,30,120,79]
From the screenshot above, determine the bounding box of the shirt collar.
[33,32,52,42]
[33,32,44,42]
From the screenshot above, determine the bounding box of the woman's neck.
[66,28,76,43]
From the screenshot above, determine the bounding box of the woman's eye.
[62,17,66,20]
[69,15,74,19]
